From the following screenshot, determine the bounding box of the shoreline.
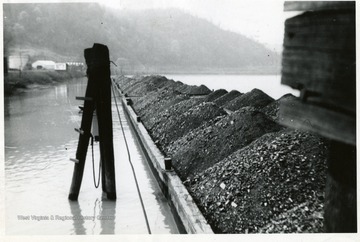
[4,70,85,96]
[113,74,328,233]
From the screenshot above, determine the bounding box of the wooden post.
[68,48,96,201]
[164,157,172,171]
[324,140,356,232]
[280,2,356,232]
[4,57,8,75]
[91,43,116,200]
[68,43,116,200]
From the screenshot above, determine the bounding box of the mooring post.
[164,157,172,171]
[68,43,116,200]
[91,43,116,200]
[68,48,97,201]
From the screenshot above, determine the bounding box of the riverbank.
[4,70,85,95]
[113,75,329,233]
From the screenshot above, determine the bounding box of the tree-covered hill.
[4,3,280,74]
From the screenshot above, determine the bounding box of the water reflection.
[68,197,116,235]
[54,85,68,100]
[69,201,86,235]
[99,199,116,234]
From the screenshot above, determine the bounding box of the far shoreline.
[4,70,85,96]
[118,70,281,76]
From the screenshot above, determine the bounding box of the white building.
[8,55,29,70]
[55,63,67,71]
[32,60,56,70]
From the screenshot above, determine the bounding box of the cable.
[91,135,101,188]
[68,87,101,188]
[111,82,152,234]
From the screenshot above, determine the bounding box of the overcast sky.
[3,0,300,52]
[99,0,300,52]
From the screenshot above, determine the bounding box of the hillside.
[4,3,281,74]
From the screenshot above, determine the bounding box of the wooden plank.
[76,96,94,101]
[279,99,355,145]
[285,10,355,27]
[281,48,356,113]
[284,11,355,52]
[283,26,355,52]
[281,9,355,114]
[284,1,355,12]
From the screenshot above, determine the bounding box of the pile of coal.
[224,88,274,112]
[260,94,297,122]
[146,98,203,131]
[165,108,282,180]
[175,83,212,95]
[150,102,227,150]
[204,89,228,102]
[185,129,328,233]
[213,90,242,107]
[114,75,328,234]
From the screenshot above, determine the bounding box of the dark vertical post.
[68,48,96,201]
[91,43,116,200]
[68,43,116,200]
[324,141,357,232]
[4,57,8,75]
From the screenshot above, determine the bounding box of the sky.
[98,0,300,52]
[1,0,299,52]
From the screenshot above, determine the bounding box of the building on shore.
[8,55,30,70]
[32,60,56,70]
[55,62,67,71]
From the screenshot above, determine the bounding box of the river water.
[4,77,179,235]
[163,74,299,99]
